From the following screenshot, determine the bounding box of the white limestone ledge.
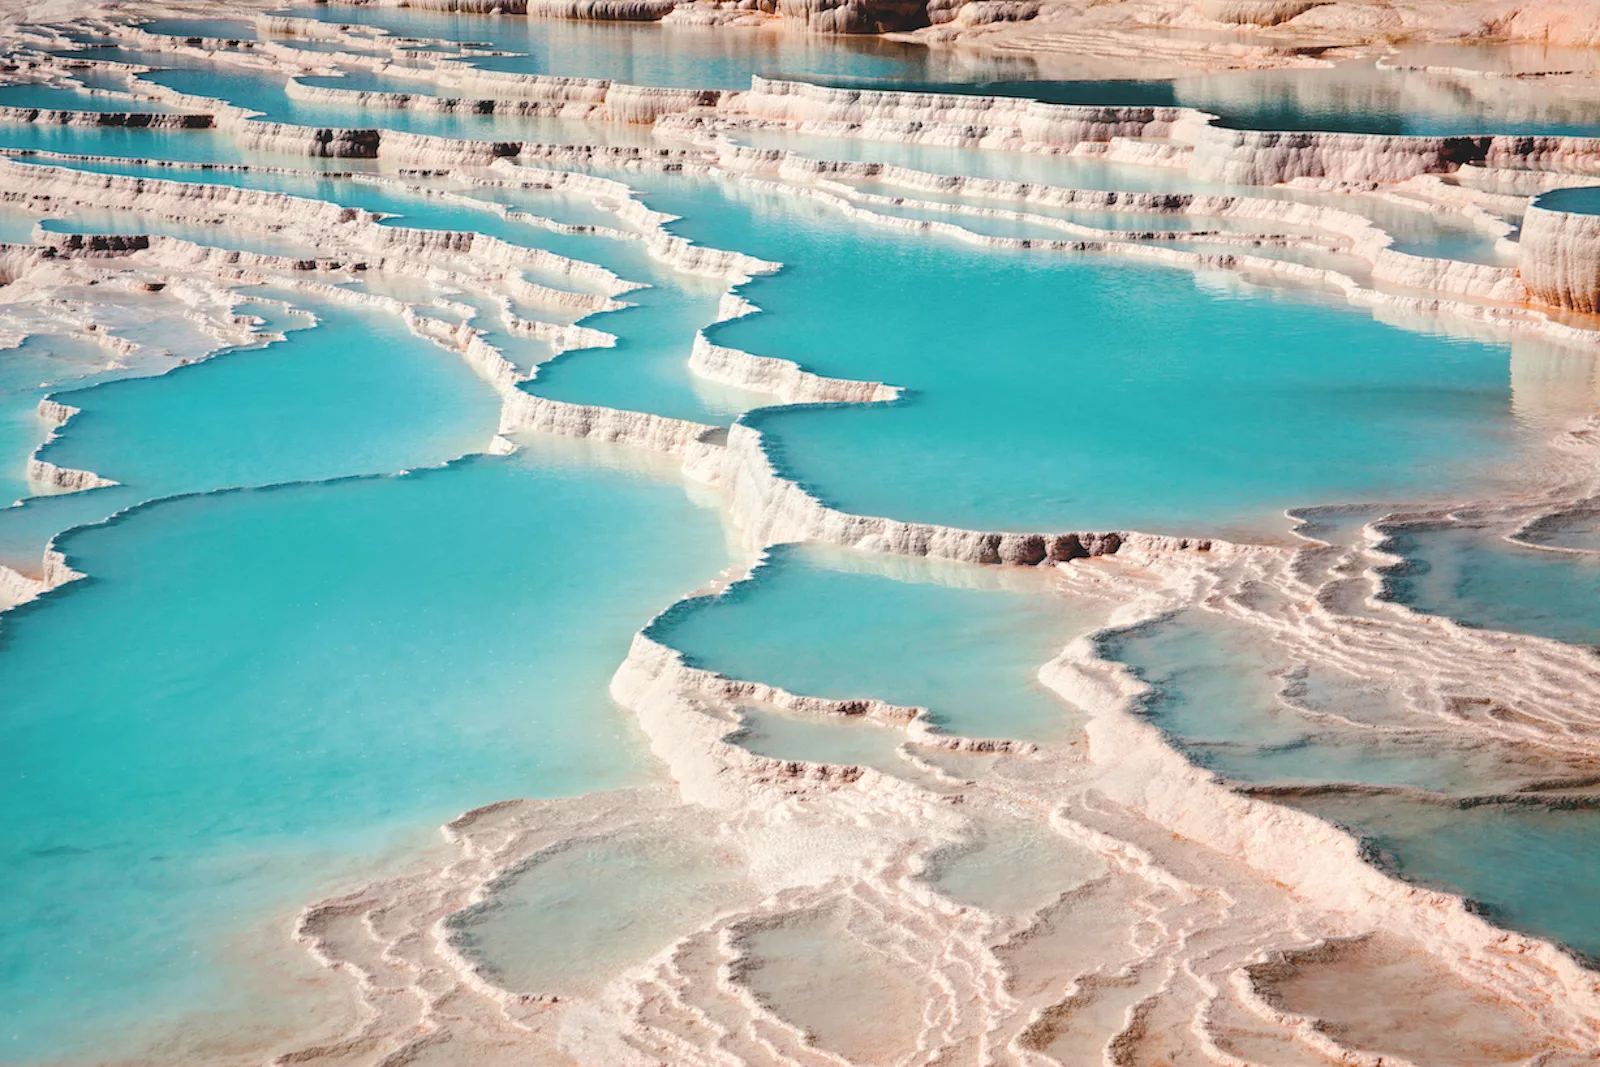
[1521,195,1600,314]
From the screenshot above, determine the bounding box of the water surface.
[0,444,727,1060]
[0,81,181,113]
[653,174,1531,535]
[652,543,1102,740]
[37,294,498,501]
[1383,523,1600,648]
[1288,793,1600,962]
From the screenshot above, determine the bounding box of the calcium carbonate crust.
[7,6,1600,1064]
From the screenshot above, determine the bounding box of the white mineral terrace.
[7,2,1600,1065]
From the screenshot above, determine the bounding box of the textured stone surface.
[1522,201,1600,313]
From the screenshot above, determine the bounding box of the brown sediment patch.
[1251,932,1556,1067]
[731,903,930,1063]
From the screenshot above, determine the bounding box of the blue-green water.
[4,28,1600,1062]
[35,295,497,502]
[277,4,948,89]
[0,205,39,243]
[0,293,490,575]
[0,122,244,163]
[795,65,1600,137]
[518,232,765,423]
[0,82,181,113]
[0,292,495,572]
[290,70,664,146]
[136,66,570,140]
[1289,794,1600,962]
[280,7,1600,135]
[646,175,1527,535]
[0,447,727,1059]
[1105,611,1600,961]
[24,50,639,143]
[0,335,111,506]
[1382,523,1600,648]
[14,153,775,424]
[1535,185,1600,214]
[5,155,761,423]
[651,543,1103,740]
[58,68,145,94]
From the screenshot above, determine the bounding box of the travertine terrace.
[6,2,1600,1066]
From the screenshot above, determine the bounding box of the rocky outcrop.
[727,78,1186,152]
[1191,127,1492,185]
[1521,198,1600,313]
[357,0,529,11]
[0,106,212,128]
[1193,0,1330,26]
[1484,135,1600,177]
[524,0,681,17]
[27,457,117,493]
[1499,0,1600,50]
[225,119,381,158]
[776,0,933,32]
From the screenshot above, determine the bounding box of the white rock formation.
[1522,197,1600,312]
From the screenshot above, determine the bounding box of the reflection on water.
[267,7,1600,136]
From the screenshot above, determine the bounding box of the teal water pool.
[1383,522,1600,648]
[0,445,728,1059]
[36,293,500,501]
[664,176,1531,536]
[3,27,1599,1062]
[651,542,1103,741]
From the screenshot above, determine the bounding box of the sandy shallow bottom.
[5,3,1600,1065]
